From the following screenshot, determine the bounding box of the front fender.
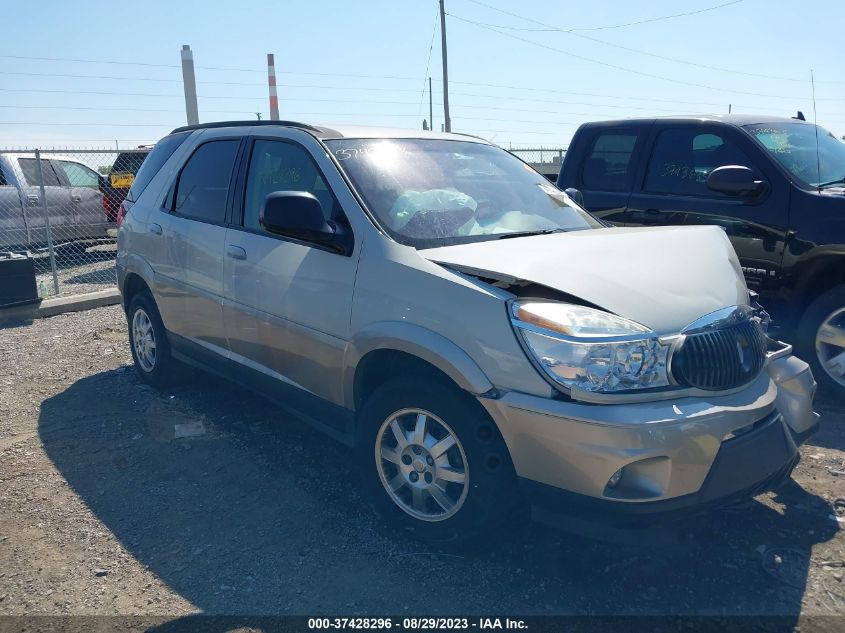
[343,321,495,410]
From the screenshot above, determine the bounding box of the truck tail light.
[116,203,127,227]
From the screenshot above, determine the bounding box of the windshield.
[324,138,600,248]
[744,122,845,188]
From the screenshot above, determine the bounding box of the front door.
[17,157,73,246]
[627,125,790,296]
[223,137,359,409]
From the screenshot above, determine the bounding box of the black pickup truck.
[557,114,845,396]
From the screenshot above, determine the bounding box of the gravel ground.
[1,306,844,626]
[31,243,116,298]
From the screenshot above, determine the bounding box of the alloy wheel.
[132,308,157,372]
[375,408,469,522]
[816,307,845,387]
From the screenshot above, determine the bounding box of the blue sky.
[1,0,843,148]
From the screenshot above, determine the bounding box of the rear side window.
[56,161,99,188]
[644,128,756,196]
[172,140,240,224]
[126,132,189,202]
[18,158,61,187]
[581,131,637,191]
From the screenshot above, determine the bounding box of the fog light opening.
[607,468,624,489]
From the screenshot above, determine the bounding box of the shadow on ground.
[39,369,839,618]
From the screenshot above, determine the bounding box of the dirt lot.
[1,306,844,625]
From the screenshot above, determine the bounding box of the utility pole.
[267,54,280,121]
[180,45,199,125]
[439,0,451,132]
[429,76,434,133]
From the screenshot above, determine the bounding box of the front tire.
[796,285,845,399]
[356,377,521,545]
[127,290,177,387]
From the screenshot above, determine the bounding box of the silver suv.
[117,121,819,542]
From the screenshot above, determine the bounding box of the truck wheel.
[127,290,178,387]
[356,377,522,545]
[797,285,845,399]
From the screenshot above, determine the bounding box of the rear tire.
[796,285,845,399]
[355,376,522,546]
[127,290,177,387]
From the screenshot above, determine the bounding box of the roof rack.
[170,120,323,134]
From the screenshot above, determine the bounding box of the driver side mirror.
[706,165,769,199]
[564,187,585,208]
[260,191,336,244]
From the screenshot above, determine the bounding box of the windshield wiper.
[818,176,845,188]
[497,228,565,240]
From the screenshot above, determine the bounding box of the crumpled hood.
[423,225,748,335]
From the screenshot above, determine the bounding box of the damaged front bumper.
[480,342,819,522]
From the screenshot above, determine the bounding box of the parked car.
[117,121,818,542]
[0,152,113,252]
[557,115,845,397]
[102,147,151,222]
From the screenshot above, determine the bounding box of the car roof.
[582,114,816,128]
[170,120,491,143]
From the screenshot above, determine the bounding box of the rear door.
[560,125,648,225]
[54,160,106,238]
[627,124,790,295]
[16,157,74,245]
[152,135,243,354]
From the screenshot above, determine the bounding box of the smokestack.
[180,45,199,125]
[267,54,280,121]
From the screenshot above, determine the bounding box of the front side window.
[18,158,61,187]
[243,139,339,231]
[325,139,600,248]
[745,122,845,188]
[581,131,637,191]
[644,129,756,196]
[172,140,240,224]
[57,161,99,188]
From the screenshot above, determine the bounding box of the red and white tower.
[267,54,280,121]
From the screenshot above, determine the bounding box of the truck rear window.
[582,132,637,191]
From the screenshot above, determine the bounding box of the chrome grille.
[672,319,767,391]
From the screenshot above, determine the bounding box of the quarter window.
[645,129,756,196]
[18,158,61,187]
[243,139,339,231]
[581,132,637,191]
[172,140,240,224]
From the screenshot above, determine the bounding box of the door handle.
[226,245,247,260]
[149,223,163,235]
[26,194,39,204]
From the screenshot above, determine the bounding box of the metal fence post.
[35,149,60,296]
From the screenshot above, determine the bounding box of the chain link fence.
[509,147,567,182]
[0,147,149,298]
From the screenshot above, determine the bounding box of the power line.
[417,6,440,118]
[449,5,844,85]
[462,0,745,32]
[447,14,839,101]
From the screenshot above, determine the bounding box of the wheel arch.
[346,322,496,412]
[794,253,845,319]
[119,255,156,313]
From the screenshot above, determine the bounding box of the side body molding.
[344,321,496,410]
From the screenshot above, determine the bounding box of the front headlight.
[511,301,672,394]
